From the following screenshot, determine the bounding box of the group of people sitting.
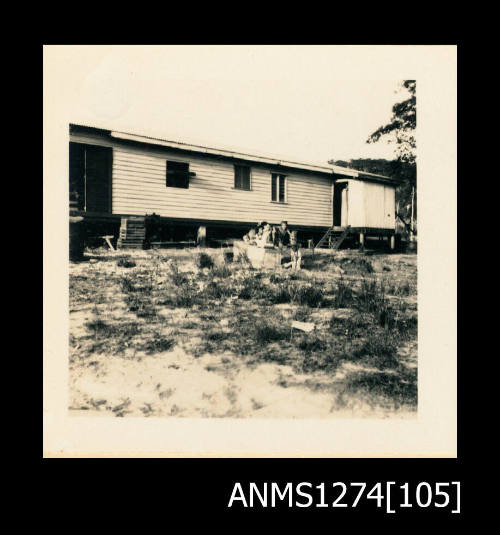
[243,220,302,270]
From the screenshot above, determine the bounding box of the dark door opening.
[69,142,112,213]
[333,182,346,227]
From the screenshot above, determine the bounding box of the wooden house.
[69,123,399,249]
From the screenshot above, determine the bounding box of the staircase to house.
[117,216,146,249]
[315,225,352,250]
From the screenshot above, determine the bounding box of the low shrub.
[124,294,157,318]
[121,275,153,295]
[267,281,324,307]
[194,252,214,269]
[253,322,288,345]
[354,331,397,359]
[201,280,233,300]
[294,284,325,307]
[344,369,417,406]
[237,276,266,300]
[140,333,175,354]
[205,330,228,342]
[159,287,196,308]
[355,278,387,314]
[117,258,136,268]
[295,336,328,353]
[333,277,355,308]
[340,257,374,274]
[211,263,232,279]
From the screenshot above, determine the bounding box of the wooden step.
[315,225,351,249]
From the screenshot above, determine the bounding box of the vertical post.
[390,234,395,251]
[197,225,207,247]
[410,186,415,242]
[359,232,365,251]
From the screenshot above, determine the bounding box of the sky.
[67,46,410,166]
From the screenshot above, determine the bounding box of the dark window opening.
[166,161,190,189]
[271,173,286,203]
[234,165,251,190]
[69,142,112,213]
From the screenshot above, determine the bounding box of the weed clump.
[253,322,288,345]
[343,369,417,407]
[201,280,233,300]
[333,277,355,308]
[340,257,374,274]
[294,284,324,307]
[267,280,324,307]
[211,263,232,279]
[117,258,136,268]
[140,333,175,354]
[237,275,266,300]
[165,260,189,286]
[194,252,214,269]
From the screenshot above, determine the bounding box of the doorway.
[333,182,348,227]
[70,142,113,213]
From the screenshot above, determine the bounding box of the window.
[166,160,190,189]
[234,164,251,190]
[271,173,286,203]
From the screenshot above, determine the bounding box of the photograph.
[65,50,418,419]
[43,45,456,458]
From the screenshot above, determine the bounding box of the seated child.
[256,223,274,248]
[243,227,257,244]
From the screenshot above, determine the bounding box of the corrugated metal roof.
[70,123,395,182]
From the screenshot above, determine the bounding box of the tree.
[366,80,417,234]
[367,80,416,166]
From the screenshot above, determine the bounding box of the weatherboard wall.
[363,182,396,229]
[70,131,333,227]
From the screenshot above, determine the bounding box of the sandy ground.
[70,346,416,419]
[69,247,417,418]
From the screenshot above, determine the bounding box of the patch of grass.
[200,280,233,300]
[124,294,157,319]
[267,280,325,307]
[268,282,294,304]
[83,319,141,355]
[340,257,374,274]
[253,322,289,345]
[343,369,417,407]
[158,289,196,308]
[211,263,233,279]
[333,277,355,308]
[165,260,189,286]
[85,319,140,339]
[387,280,414,296]
[117,258,136,268]
[295,335,328,353]
[205,330,228,342]
[121,275,153,295]
[292,307,311,322]
[194,252,214,269]
[353,331,399,369]
[356,278,385,313]
[237,276,258,300]
[294,284,325,307]
[139,332,175,354]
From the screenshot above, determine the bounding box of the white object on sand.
[291,321,315,333]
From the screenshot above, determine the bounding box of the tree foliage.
[367,80,416,166]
